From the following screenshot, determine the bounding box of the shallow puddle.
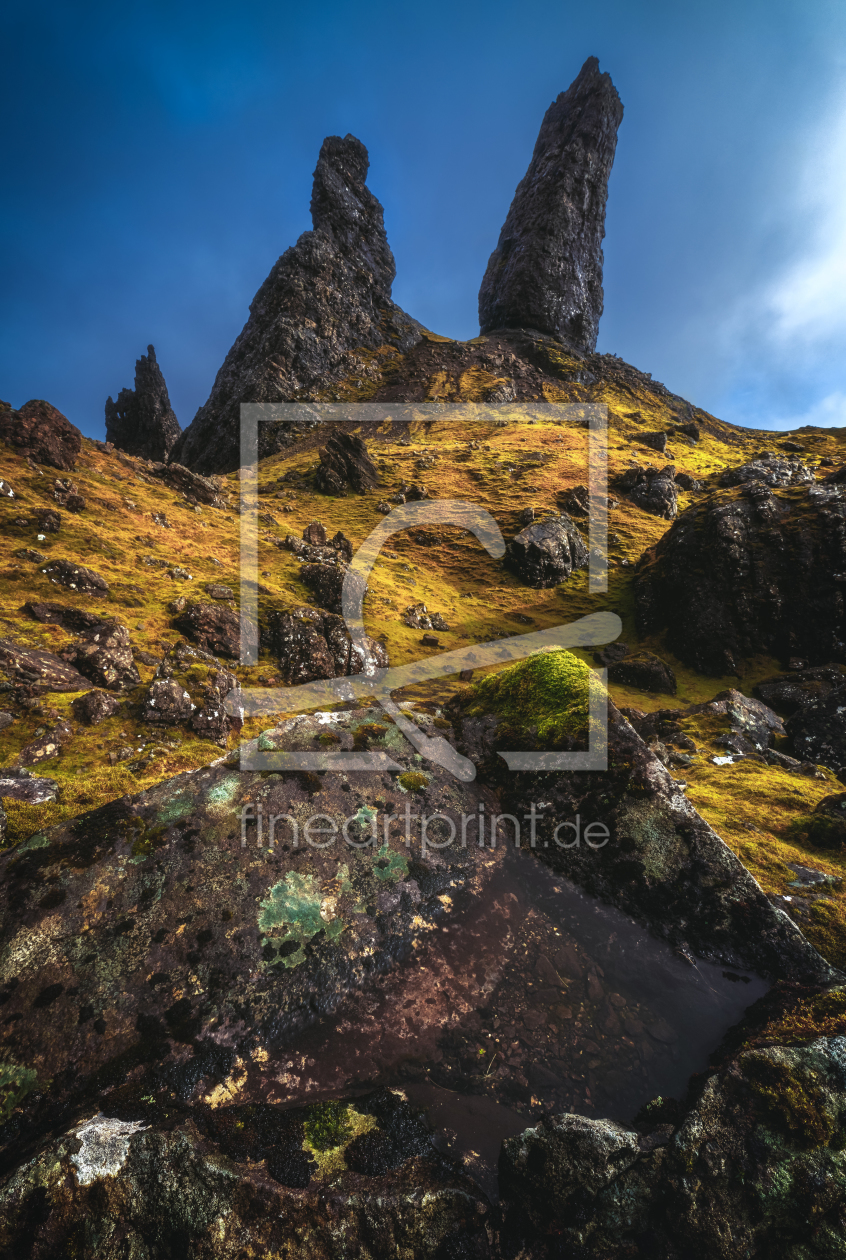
[271,842,767,1197]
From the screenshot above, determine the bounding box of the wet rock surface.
[104,344,181,461]
[505,514,588,588]
[634,484,846,673]
[172,135,422,474]
[0,399,82,471]
[478,57,623,352]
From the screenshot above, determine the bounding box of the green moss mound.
[305,1101,354,1152]
[463,648,602,747]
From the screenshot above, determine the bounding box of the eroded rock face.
[448,688,835,984]
[315,431,379,495]
[786,685,846,777]
[478,57,623,351]
[634,484,846,674]
[146,461,227,507]
[171,135,422,474]
[500,1033,846,1259]
[0,399,82,471]
[505,515,588,588]
[104,345,181,461]
[66,620,141,691]
[628,465,678,519]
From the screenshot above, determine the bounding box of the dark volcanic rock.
[39,558,109,593]
[505,514,588,588]
[34,508,61,533]
[141,642,242,743]
[265,605,388,683]
[634,484,846,674]
[146,461,227,508]
[24,602,106,633]
[616,464,678,518]
[0,639,91,692]
[171,135,422,474]
[559,484,589,516]
[315,430,379,494]
[478,57,623,351]
[754,666,846,715]
[0,399,82,471]
[66,619,141,691]
[300,561,366,615]
[786,684,846,776]
[72,689,122,725]
[640,431,668,454]
[104,344,181,461]
[141,676,194,725]
[606,651,676,695]
[449,681,835,983]
[173,600,257,659]
[0,772,58,804]
[721,451,815,488]
[500,1035,846,1259]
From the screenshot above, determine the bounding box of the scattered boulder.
[634,484,846,673]
[141,676,194,726]
[173,600,257,659]
[505,515,588,588]
[0,639,91,692]
[39,558,109,593]
[673,470,703,491]
[0,770,58,803]
[303,521,327,545]
[518,506,536,525]
[785,684,846,777]
[617,464,678,518]
[104,344,181,461]
[264,605,388,683]
[403,603,450,631]
[606,651,676,695]
[66,619,141,691]
[170,135,422,474]
[24,601,106,633]
[478,57,623,351]
[72,690,122,725]
[0,479,15,498]
[687,688,786,753]
[16,719,74,767]
[721,451,815,488]
[753,666,846,715]
[397,482,429,501]
[639,431,667,454]
[559,484,589,517]
[315,431,379,494]
[34,508,61,532]
[300,561,365,615]
[0,398,82,471]
[204,583,235,601]
[146,461,227,508]
[141,642,242,744]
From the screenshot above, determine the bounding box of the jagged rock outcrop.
[141,642,242,744]
[104,345,181,461]
[478,57,623,350]
[264,604,387,682]
[634,483,846,674]
[786,685,846,777]
[315,430,379,494]
[66,619,141,691]
[0,399,82,471]
[172,135,422,474]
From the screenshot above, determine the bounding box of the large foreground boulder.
[448,650,836,983]
[104,344,181,461]
[171,135,422,474]
[634,483,846,674]
[500,1029,846,1258]
[478,57,623,351]
[0,399,82,471]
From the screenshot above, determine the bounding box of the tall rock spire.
[172,135,421,474]
[105,345,181,461]
[478,57,623,352]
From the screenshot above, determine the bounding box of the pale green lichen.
[258,870,344,967]
[373,843,409,883]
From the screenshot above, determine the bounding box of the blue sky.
[2,0,845,438]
